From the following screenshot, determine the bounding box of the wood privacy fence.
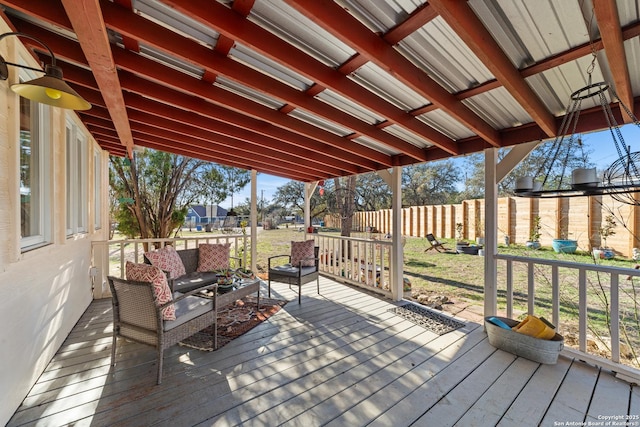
[324,195,640,258]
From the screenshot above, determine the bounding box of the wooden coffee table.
[215,278,261,310]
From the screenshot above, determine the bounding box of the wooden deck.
[9,278,639,427]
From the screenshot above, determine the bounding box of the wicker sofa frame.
[145,247,241,293]
[108,276,218,384]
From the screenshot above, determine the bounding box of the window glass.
[66,120,87,235]
[19,82,50,249]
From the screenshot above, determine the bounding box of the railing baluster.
[506,259,513,319]
[528,262,535,315]
[579,268,587,353]
[611,274,620,363]
[552,265,559,328]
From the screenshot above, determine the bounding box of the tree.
[355,172,392,210]
[331,176,357,237]
[217,165,251,211]
[199,166,226,212]
[110,149,207,239]
[402,161,461,206]
[272,180,327,219]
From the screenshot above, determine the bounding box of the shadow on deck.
[8,278,638,426]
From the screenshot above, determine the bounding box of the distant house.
[186,205,228,226]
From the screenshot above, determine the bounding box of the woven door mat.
[388,303,465,335]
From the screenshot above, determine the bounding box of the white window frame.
[66,119,87,236]
[20,69,51,250]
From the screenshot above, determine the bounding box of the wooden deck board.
[454,355,540,427]
[496,357,572,426]
[324,324,486,427]
[540,361,600,425]
[586,369,635,423]
[415,349,518,426]
[8,277,639,427]
[631,385,640,416]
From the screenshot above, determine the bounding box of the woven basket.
[484,316,564,364]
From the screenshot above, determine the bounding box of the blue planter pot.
[525,241,541,250]
[552,239,578,253]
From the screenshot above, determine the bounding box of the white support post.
[250,169,257,272]
[484,148,498,316]
[390,166,403,301]
[304,182,317,231]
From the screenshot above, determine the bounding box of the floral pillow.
[144,245,186,279]
[125,261,176,321]
[291,240,315,267]
[197,243,231,272]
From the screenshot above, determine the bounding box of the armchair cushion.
[291,240,315,267]
[197,243,231,272]
[144,245,186,279]
[125,261,176,320]
[270,264,317,276]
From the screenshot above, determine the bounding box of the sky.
[219,123,640,210]
[220,174,291,209]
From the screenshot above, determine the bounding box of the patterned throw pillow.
[125,261,176,321]
[144,245,186,279]
[197,243,231,272]
[291,240,315,267]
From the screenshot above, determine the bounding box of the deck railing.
[311,233,395,298]
[91,234,249,298]
[496,253,640,382]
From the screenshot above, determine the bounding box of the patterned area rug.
[179,296,287,351]
[388,303,465,335]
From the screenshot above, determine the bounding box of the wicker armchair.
[268,246,320,304]
[108,276,218,384]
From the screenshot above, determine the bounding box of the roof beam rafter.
[60,0,134,155]
[427,0,556,138]
[98,1,428,162]
[593,0,634,122]
[14,19,381,174]
[161,0,458,155]
[285,0,501,147]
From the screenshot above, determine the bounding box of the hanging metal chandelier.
[514,81,640,205]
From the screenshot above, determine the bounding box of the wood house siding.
[0,20,111,426]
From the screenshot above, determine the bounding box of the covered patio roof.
[1,0,639,182]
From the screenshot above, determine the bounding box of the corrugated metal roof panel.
[529,54,607,115]
[350,61,431,110]
[287,109,353,136]
[230,44,314,91]
[383,124,434,148]
[134,0,220,48]
[463,88,532,129]
[397,16,494,92]
[625,38,640,96]
[352,135,400,156]
[248,0,355,67]
[416,110,475,140]
[214,76,286,110]
[469,0,589,67]
[315,89,385,125]
[334,0,424,33]
[138,43,205,79]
